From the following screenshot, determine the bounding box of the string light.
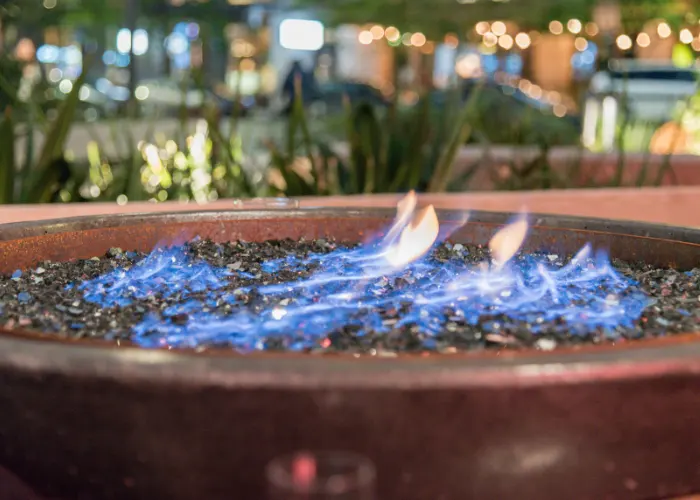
[585,22,599,36]
[370,25,385,40]
[549,21,563,35]
[657,22,672,39]
[515,32,531,49]
[498,34,513,50]
[385,26,400,42]
[364,16,689,64]
[410,32,427,47]
[616,34,632,50]
[546,91,561,105]
[553,104,567,117]
[358,30,373,45]
[483,32,498,47]
[636,32,651,47]
[680,28,694,44]
[475,21,490,35]
[444,33,459,48]
[567,19,582,34]
[455,54,481,78]
[491,21,506,36]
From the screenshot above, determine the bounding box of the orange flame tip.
[489,215,529,268]
[385,205,440,268]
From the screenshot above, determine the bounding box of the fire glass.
[266,451,376,500]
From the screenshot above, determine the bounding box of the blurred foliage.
[0,60,88,204]
[0,51,678,206]
[0,57,22,112]
[463,85,580,147]
[1,0,693,43]
[265,80,483,196]
[70,98,260,205]
[293,0,696,37]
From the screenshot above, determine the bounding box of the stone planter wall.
[453,146,700,191]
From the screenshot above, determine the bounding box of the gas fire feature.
[1,204,700,500]
[0,193,666,352]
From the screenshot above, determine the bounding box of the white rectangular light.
[279,19,324,51]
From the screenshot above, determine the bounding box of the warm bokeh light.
[616,34,632,50]
[546,91,562,105]
[15,38,36,61]
[549,21,563,35]
[693,37,700,51]
[553,104,567,117]
[410,32,427,47]
[240,58,256,71]
[514,32,531,49]
[444,33,459,48]
[574,37,588,51]
[385,26,400,42]
[657,22,672,39]
[455,53,482,79]
[370,25,385,40]
[475,21,491,35]
[567,19,582,34]
[358,30,373,45]
[498,34,513,50]
[491,21,506,36]
[636,32,651,47]
[680,28,694,44]
[421,41,435,54]
[518,79,531,93]
[585,22,599,36]
[483,32,498,47]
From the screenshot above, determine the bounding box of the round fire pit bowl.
[1,208,700,500]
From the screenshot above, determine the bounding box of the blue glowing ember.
[75,202,651,352]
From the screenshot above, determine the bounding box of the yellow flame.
[384,204,440,268]
[384,191,418,243]
[489,215,529,267]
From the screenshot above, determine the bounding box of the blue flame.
[76,234,651,351]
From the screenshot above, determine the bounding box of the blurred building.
[2,0,699,109]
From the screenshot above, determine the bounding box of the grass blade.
[0,108,15,203]
[22,68,87,202]
[427,79,484,193]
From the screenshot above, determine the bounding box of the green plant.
[0,108,16,204]
[266,76,319,196]
[202,78,256,199]
[0,53,688,207]
[0,64,88,204]
[267,80,485,196]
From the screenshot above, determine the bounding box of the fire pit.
[1,201,700,500]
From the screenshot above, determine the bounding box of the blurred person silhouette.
[281,60,319,115]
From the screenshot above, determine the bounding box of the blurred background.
[1,0,699,205]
